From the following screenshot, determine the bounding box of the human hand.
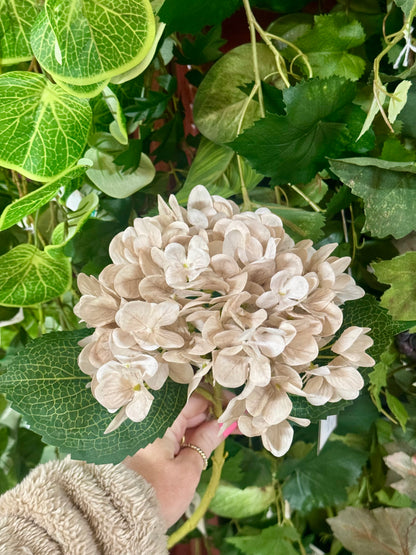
[124,394,224,528]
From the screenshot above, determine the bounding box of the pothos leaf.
[0,72,91,181]
[0,330,188,464]
[0,245,72,306]
[31,0,156,85]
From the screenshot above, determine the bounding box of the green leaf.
[330,157,416,239]
[0,330,188,463]
[0,0,39,64]
[279,441,367,512]
[294,13,366,80]
[193,44,278,144]
[231,78,358,185]
[369,343,397,412]
[388,80,412,124]
[0,244,71,307]
[0,72,91,181]
[85,147,155,198]
[209,483,275,518]
[113,139,143,173]
[31,0,156,85]
[290,295,415,421]
[264,204,325,242]
[393,0,415,17]
[226,525,300,555]
[328,507,416,555]
[102,87,128,145]
[385,391,408,431]
[176,138,234,203]
[158,0,240,34]
[384,451,416,502]
[54,76,110,99]
[0,166,86,232]
[373,252,416,320]
[45,192,99,254]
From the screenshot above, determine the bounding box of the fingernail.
[222,421,238,438]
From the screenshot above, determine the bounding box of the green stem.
[167,384,227,549]
[289,184,322,212]
[242,0,265,116]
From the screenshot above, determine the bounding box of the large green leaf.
[158,0,240,34]
[209,483,275,518]
[31,0,156,85]
[0,0,39,64]
[373,252,416,321]
[0,330,188,464]
[193,44,278,144]
[328,507,416,555]
[226,525,300,555]
[290,295,415,421]
[264,204,325,242]
[294,13,366,80]
[279,441,368,512]
[0,244,71,306]
[230,78,360,185]
[0,72,91,181]
[0,166,86,232]
[330,157,416,239]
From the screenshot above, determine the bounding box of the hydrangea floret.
[74,186,375,457]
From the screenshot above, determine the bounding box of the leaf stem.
[242,0,265,116]
[167,383,227,549]
[289,183,323,212]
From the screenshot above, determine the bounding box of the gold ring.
[181,442,208,470]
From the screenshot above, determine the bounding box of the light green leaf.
[290,295,415,421]
[388,80,412,124]
[294,13,366,80]
[330,157,416,238]
[385,391,408,431]
[373,252,416,320]
[31,0,156,85]
[0,72,91,181]
[0,330,188,463]
[279,441,367,512]
[193,44,278,144]
[0,0,39,65]
[226,525,300,555]
[369,343,397,412]
[357,87,386,140]
[328,507,416,555]
[176,138,234,203]
[85,147,155,198]
[0,165,86,231]
[45,192,99,254]
[0,244,71,307]
[54,76,110,98]
[393,0,415,17]
[102,87,128,145]
[209,483,275,518]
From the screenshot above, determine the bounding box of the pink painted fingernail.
[222,421,238,438]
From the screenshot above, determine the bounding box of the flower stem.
[167,383,226,549]
[242,0,265,116]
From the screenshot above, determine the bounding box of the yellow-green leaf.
[0,0,40,65]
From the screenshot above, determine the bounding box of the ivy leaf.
[330,157,416,239]
[231,78,358,185]
[193,44,278,144]
[384,452,416,502]
[0,244,71,307]
[226,525,300,555]
[373,252,416,321]
[294,13,366,80]
[0,72,91,181]
[45,193,99,255]
[0,330,188,464]
[85,147,155,198]
[158,0,241,34]
[328,507,416,555]
[279,441,367,512]
[31,0,156,85]
[290,295,415,421]
[0,0,39,65]
[209,483,275,518]
[0,165,86,232]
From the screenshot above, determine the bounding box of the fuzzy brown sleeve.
[0,457,168,554]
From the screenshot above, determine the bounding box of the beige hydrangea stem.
[167,384,226,549]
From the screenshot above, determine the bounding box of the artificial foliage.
[1,0,416,553]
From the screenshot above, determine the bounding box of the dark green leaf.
[0,330,188,463]
[330,157,416,239]
[176,26,226,65]
[279,441,367,512]
[158,0,241,34]
[231,78,357,184]
[113,139,143,173]
[265,204,325,242]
